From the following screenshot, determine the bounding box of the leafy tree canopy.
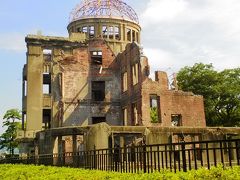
[0,109,21,155]
[177,63,240,127]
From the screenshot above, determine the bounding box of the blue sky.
[0,0,240,133]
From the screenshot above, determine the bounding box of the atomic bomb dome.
[67,0,141,54]
[70,0,139,24]
[17,0,208,162]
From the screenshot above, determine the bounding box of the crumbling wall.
[118,42,206,127]
[52,38,121,127]
[141,78,206,127]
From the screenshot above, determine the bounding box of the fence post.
[93,145,96,169]
[181,142,187,172]
[143,143,147,173]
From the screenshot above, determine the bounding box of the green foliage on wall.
[150,107,158,123]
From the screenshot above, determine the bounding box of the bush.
[0,164,240,180]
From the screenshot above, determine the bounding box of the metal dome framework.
[70,0,139,24]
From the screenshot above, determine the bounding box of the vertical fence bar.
[157,146,160,171]
[165,145,168,169]
[213,145,217,167]
[228,141,232,167]
[146,147,149,173]
[181,143,187,172]
[200,143,203,167]
[173,145,177,173]
[136,146,139,173]
[220,141,224,167]
[188,149,191,171]
[143,144,147,173]
[169,145,172,171]
[150,146,153,173]
[206,142,210,169]
[193,143,197,169]
[236,141,240,166]
[153,147,157,171]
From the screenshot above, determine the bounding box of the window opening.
[121,72,128,92]
[23,80,27,96]
[89,26,95,38]
[132,30,136,42]
[92,81,105,101]
[132,103,138,125]
[102,25,108,38]
[123,108,128,126]
[136,32,139,43]
[115,26,120,40]
[91,51,102,65]
[132,63,139,85]
[22,112,26,130]
[109,26,114,39]
[150,95,160,123]
[43,49,52,61]
[43,73,51,94]
[77,27,82,32]
[127,28,131,41]
[171,114,182,126]
[42,109,51,129]
[43,49,52,55]
[92,117,106,124]
[82,26,88,33]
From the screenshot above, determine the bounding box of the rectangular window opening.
[171,114,182,126]
[132,63,139,85]
[91,51,102,65]
[123,108,128,126]
[132,30,136,42]
[43,49,52,61]
[92,81,105,101]
[150,95,160,123]
[89,26,95,38]
[102,25,108,38]
[22,112,26,130]
[92,117,106,124]
[136,32,139,43]
[127,28,131,41]
[109,26,114,39]
[82,26,88,33]
[24,80,27,96]
[42,109,51,129]
[121,72,128,92]
[43,49,52,55]
[77,27,82,32]
[115,26,120,40]
[43,73,51,94]
[131,103,138,125]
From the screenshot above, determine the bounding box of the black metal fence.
[1,139,240,173]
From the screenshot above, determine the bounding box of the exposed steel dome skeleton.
[70,0,139,24]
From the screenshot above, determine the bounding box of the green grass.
[0,164,240,180]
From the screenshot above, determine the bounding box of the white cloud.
[0,33,26,52]
[140,0,240,71]
[141,0,188,26]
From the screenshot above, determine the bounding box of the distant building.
[18,0,237,156]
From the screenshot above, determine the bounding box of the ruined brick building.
[17,0,239,156]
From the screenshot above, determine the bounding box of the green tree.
[177,63,240,127]
[0,109,21,155]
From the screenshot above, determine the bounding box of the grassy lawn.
[0,164,240,180]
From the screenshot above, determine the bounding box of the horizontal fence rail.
[0,139,239,173]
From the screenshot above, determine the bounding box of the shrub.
[0,164,240,180]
